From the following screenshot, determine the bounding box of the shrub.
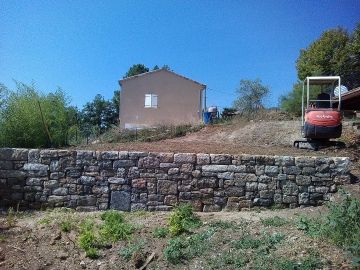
[99,210,132,242]
[78,219,99,258]
[168,203,202,236]
[163,229,215,264]
[152,226,169,238]
[260,216,288,227]
[295,193,360,267]
[59,220,72,232]
[0,82,74,148]
[119,239,146,260]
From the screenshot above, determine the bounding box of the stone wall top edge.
[0,147,350,160]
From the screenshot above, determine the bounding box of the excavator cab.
[294,76,344,150]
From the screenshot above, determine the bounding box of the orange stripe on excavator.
[305,109,341,126]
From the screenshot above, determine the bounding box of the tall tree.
[123,64,149,78]
[81,94,118,134]
[295,27,360,88]
[233,79,269,117]
[281,25,360,115]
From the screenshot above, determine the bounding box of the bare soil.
[74,119,360,175]
[1,185,359,270]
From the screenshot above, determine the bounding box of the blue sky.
[1,0,359,110]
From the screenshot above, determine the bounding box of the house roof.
[333,86,360,110]
[118,68,206,89]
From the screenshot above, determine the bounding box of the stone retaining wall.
[0,148,350,211]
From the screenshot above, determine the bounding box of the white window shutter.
[145,94,151,107]
[152,95,158,108]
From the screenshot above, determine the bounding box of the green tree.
[233,79,269,117]
[295,26,360,88]
[152,65,160,70]
[279,82,303,116]
[112,90,120,117]
[123,64,149,78]
[81,94,118,134]
[0,82,72,147]
[0,83,8,111]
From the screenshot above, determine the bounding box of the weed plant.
[261,216,288,227]
[168,203,201,236]
[295,193,360,267]
[119,239,146,260]
[152,226,169,238]
[163,228,215,264]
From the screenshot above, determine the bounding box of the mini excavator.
[293,76,345,151]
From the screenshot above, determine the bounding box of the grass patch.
[295,192,360,267]
[119,239,146,260]
[59,220,73,232]
[274,250,323,270]
[163,228,215,264]
[152,226,169,238]
[261,216,288,227]
[168,203,201,236]
[76,210,134,258]
[99,210,133,242]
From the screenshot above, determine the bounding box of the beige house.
[118,69,206,129]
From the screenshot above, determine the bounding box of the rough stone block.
[52,187,68,196]
[23,163,49,171]
[99,151,118,160]
[202,165,228,172]
[132,178,147,189]
[113,160,135,168]
[174,153,196,164]
[180,163,193,173]
[283,166,301,175]
[138,156,160,168]
[196,153,210,165]
[80,176,96,185]
[210,154,232,165]
[157,180,177,195]
[265,166,279,176]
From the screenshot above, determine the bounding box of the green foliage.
[168,203,202,236]
[163,229,215,264]
[99,210,133,242]
[59,220,72,232]
[296,25,360,89]
[295,215,323,237]
[274,250,323,270]
[81,94,118,135]
[232,232,284,251]
[233,79,269,118]
[152,226,169,238]
[295,193,360,267]
[0,82,74,147]
[119,239,146,260]
[78,219,99,258]
[208,250,247,269]
[260,216,288,227]
[124,64,149,78]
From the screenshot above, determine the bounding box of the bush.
[168,203,202,236]
[152,226,169,238]
[163,229,215,264]
[99,210,133,242]
[0,82,74,148]
[295,193,360,267]
[260,216,288,227]
[78,219,99,258]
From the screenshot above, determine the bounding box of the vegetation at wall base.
[167,203,202,236]
[295,192,360,267]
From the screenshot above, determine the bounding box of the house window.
[145,94,158,108]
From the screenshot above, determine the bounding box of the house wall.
[119,70,204,129]
[0,148,351,212]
